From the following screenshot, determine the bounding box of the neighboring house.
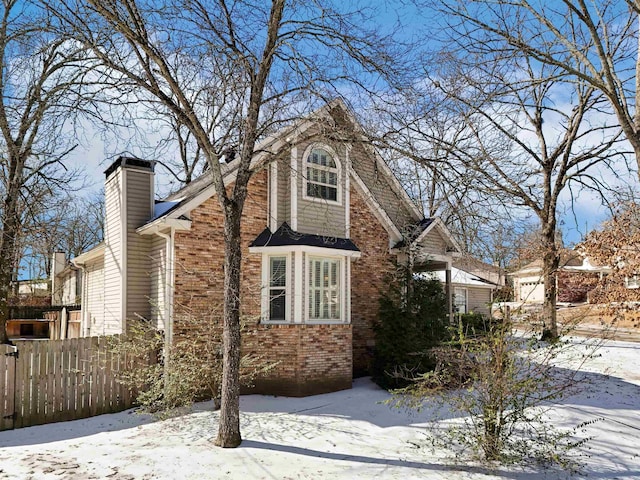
[15,279,49,297]
[453,256,506,287]
[430,266,497,317]
[72,100,462,396]
[511,251,610,304]
[47,252,83,339]
[51,252,82,306]
[7,280,51,341]
[420,267,498,316]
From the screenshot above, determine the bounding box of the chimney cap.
[104,156,156,178]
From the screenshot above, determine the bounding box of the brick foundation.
[245,323,352,396]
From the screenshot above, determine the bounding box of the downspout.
[155,228,175,365]
[445,262,453,324]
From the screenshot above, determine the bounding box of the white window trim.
[625,275,640,289]
[301,143,342,206]
[256,247,352,325]
[260,252,291,323]
[305,253,348,324]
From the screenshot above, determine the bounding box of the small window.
[308,257,341,321]
[269,256,287,320]
[305,148,339,202]
[454,287,467,314]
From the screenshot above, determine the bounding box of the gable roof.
[138,99,422,240]
[392,217,461,255]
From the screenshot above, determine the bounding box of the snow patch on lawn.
[0,339,639,479]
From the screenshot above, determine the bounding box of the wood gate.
[0,337,142,431]
[0,344,17,430]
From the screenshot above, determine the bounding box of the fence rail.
[0,336,141,431]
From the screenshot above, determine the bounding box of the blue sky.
[64,0,636,251]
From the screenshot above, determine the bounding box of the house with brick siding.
[72,100,461,396]
[512,251,610,304]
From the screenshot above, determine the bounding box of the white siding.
[125,169,153,321]
[102,161,154,333]
[103,171,124,333]
[149,235,167,330]
[84,256,106,335]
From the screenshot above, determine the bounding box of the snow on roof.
[152,200,182,220]
[420,267,496,288]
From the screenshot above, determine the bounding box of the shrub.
[396,320,602,468]
[111,310,276,417]
[372,274,449,389]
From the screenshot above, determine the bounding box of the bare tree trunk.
[0,187,20,345]
[541,227,560,341]
[215,205,243,448]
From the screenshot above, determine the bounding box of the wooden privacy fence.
[1,336,145,431]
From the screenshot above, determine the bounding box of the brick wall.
[173,170,267,321]
[557,271,600,303]
[349,186,397,376]
[246,324,352,396]
[172,169,353,396]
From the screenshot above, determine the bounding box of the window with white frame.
[268,256,287,320]
[454,287,467,314]
[308,257,341,321]
[305,147,339,202]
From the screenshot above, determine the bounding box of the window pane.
[314,260,321,287]
[270,289,286,320]
[306,149,338,200]
[270,257,286,287]
[308,258,341,321]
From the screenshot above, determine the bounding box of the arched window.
[305,147,339,202]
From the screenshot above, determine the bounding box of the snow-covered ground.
[1,338,639,480]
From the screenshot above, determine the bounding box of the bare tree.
[427,0,640,179]
[377,47,624,339]
[20,192,103,279]
[0,1,93,344]
[50,0,409,447]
